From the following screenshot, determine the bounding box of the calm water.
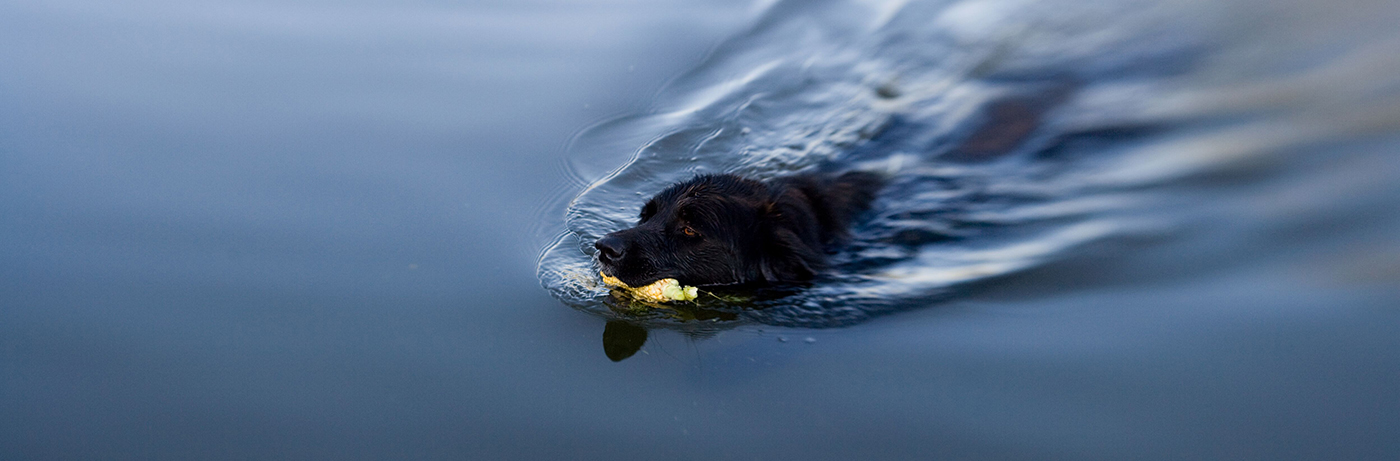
[5,0,1400,459]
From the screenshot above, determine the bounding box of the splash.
[538,0,1397,329]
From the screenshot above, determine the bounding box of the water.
[542,0,1400,332]
[4,0,1400,459]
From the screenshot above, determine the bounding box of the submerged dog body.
[595,172,882,288]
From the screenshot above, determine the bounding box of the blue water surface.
[4,0,1400,460]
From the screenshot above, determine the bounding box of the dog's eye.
[681,226,700,238]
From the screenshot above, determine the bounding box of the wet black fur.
[595,172,882,288]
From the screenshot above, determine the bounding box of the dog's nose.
[595,235,626,264]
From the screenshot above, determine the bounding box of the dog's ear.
[758,228,820,282]
[757,198,825,283]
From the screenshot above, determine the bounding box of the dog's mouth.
[598,265,667,288]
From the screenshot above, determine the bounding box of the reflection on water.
[539,0,1400,351]
[602,321,649,361]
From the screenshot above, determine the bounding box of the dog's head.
[595,174,826,288]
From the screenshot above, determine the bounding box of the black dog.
[595,172,882,288]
